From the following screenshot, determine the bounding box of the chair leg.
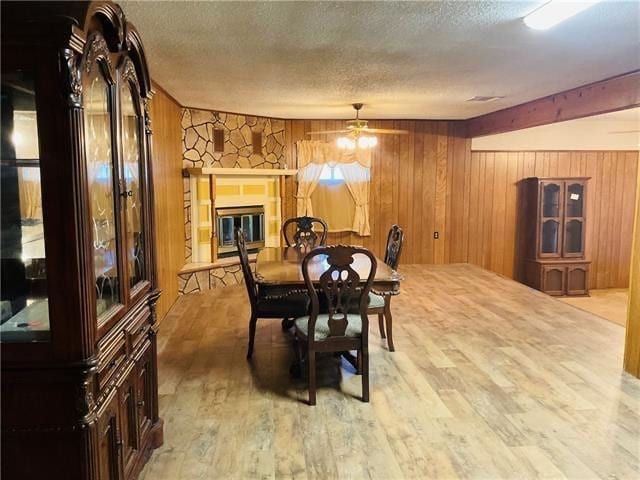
[361,346,369,403]
[290,336,303,378]
[356,349,362,375]
[377,312,386,339]
[308,350,316,406]
[247,312,258,359]
[384,298,395,352]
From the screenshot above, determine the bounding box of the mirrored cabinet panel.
[565,219,584,255]
[542,182,561,218]
[541,219,560,255]
[84,60,121,317]
[120,81,145,289]
[566,182,584,217]
[0,71,50,342]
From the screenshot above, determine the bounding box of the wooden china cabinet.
[517,177,591,297]
[1,2,162,479]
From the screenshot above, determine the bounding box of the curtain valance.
[296,140,372,169]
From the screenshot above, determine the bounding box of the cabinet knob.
[137,400,145,408]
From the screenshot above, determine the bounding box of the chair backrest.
[384,225,404,270]
[235,228,258,308]
[302,245,377,342]
[282,216,328,249]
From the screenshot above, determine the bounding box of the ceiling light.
[337,135,378,150]
[337,137,356,150]
[524,0,603,30]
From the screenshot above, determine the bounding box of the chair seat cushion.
[257,289,309,317]
[294,314,362,340]
[347,292,385,312]
[368,292,385,309]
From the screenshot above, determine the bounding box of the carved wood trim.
[83,33,113,77]
[60,48,83,108]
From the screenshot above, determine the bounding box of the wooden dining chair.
[292,245,377,405]
[235,228,310,359]
[368,225,404,352]
[282,216,328,248]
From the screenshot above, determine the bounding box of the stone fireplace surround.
[179,107,295,295]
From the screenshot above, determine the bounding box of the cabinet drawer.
[97,332,127,391]
[126,308,151,353]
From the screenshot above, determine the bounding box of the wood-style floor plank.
[140,264,640,480]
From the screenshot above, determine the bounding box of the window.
[318,164,344,184]
[311,164,354,232]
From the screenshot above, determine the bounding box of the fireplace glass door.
[216,206,265,257]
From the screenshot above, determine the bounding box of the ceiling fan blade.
[363,128,409,135]
[307,130,352,135]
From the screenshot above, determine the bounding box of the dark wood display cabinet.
[1,2,163,479]
[517,177,591,297]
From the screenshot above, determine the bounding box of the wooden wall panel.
[283,119,470,264]
[150,86,184,321]
[452,150,639,289]
[624,166,640,377]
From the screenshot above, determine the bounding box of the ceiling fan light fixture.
[523,0,603,30]
[358,136,378,149]
[337,136,356,150]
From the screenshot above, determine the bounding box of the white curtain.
[296,140,371,236]
[340,162,371,236]
[295,162,324,216]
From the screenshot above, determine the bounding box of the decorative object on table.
[516,177,591,296]
[367,224,404,351]
[282,216,328,249]
[292,245,377,406]
[236,229,310,358]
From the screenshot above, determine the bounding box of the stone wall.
[178,262,255,295]
[181,108,286,169]
[182,108,287,265]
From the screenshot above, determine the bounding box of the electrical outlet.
[434,231,439,239]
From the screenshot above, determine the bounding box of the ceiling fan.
[308,103,408,149]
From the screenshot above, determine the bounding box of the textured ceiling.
[122,0,640,119]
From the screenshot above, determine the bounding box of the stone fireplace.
[179,167,296,294]
[178,107,296,295]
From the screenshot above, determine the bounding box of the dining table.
[254,246,402,298]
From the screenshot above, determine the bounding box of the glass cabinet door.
[0,71,50,342]
[120,82,145,289]
[84,62,121,318]
[539,181,563,257]
[564,182,585,257]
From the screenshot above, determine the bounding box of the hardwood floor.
[559,289,629,327]
[140,264,640,480]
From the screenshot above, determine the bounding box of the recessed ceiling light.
[524,0,603,30]
[466,96,505,102]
